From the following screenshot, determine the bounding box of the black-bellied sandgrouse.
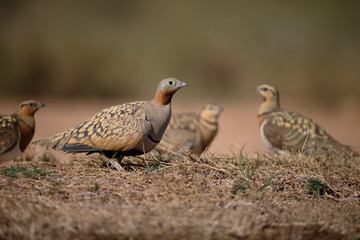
[154,103,223,155]
[34,78,187,162]
[0,100,45,162]
[255,84,358,155]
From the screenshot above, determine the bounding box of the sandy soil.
[1,147,359,239]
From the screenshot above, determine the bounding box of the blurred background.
[1,1,359,153]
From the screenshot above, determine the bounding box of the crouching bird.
[33,78,187,168]
[0,100,45,162]
[255,84,358,156]
[154,103,223,155]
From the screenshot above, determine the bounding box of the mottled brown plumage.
[154,103,223,154]
[34,78,187,159]
[255,84,358,155]
[0,100,45,162]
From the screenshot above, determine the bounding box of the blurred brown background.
[1,1,359,153]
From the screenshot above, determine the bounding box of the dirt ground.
[1,149,359,239]
[1,98,360,239]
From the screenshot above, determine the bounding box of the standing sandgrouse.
[255,84,358,155]
[0,100,45,162]
[34,78,187,160]
[154,103,223,155]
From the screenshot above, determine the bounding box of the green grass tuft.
[89,182,100,192]
[1,165,27,178]
[1,165,54,179]
[144,162,165,172]
[234,148,277,195]
[257,174,278,193]
[231,182,248,195]
[306,178,331,197]
[50,181,61,191]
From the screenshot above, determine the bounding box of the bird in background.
[255,84,358,156]
[33,78,188,167]
[154,103,223,155]
[0,100,45,162]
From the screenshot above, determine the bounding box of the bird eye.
[261,87,268,91]
[28,103,36,107]
[168,81,173,85]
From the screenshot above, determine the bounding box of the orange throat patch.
[155,91,172,106]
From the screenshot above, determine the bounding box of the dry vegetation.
[0,147,359,240]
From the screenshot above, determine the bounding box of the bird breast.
[259,118,284,154]
[146,102,171,141]
[138,101,171,152]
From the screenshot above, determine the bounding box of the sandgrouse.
[34,78,187,161]
[0,100,45,162]
[154,103,223,155]
[255,84,358,155]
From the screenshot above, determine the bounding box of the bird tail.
[32,130,74,150]
[330,139,359,157]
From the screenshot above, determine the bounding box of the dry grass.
[0,147,359,240]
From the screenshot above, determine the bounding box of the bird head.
[155,78,188,106]
[255,84,280,115]
[255,84,279,103]
[16,100,45,129]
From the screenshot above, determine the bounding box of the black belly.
[61,143,145,159]
[86,149,145,159]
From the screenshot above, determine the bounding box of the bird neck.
[198,118,218,151]
[17,119,35,152]
[199,115,218,132]
[200,110,217,124]
[257,98,280,116]
[155,90,172,106]
[147,100,171,141]
[16,113,35,130]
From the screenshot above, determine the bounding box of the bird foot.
[109,159,123,171]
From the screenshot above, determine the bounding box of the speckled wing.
[38,101,152,152]
[156,113,200,153]
[0,115,19,154]
[263,110,340,153]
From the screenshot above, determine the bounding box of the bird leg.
[107,152,123,171]
[109,159,123,171]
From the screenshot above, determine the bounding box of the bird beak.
[180,82,188,88]
[38,102,46,108]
